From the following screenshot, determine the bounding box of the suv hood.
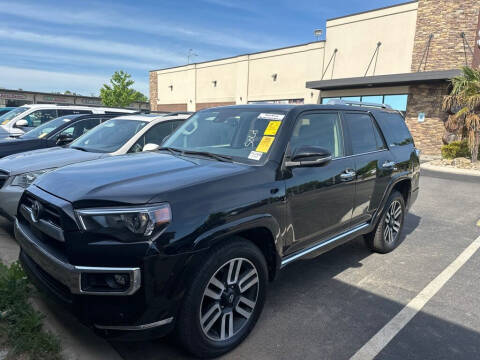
[0,147,107,176]
[34,152,250,205]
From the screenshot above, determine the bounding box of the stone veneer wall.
[149,71,158,111]
[411,0,479,72]
[405,83,449,155]
[406,0,480,155]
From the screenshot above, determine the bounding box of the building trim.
[326,8,418,29]
[150,41,325,73]
[326,1,418,22]
[306,69,461,91]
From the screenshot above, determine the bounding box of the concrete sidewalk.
[0,219,122,360]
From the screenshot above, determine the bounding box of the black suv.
[15,103,419,358]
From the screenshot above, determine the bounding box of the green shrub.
[441,140,471,159]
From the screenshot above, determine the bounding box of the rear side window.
[344,113,383,154]
[374,112,413,147]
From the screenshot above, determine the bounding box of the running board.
[281,223,369,267]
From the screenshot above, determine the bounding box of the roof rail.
[327,99,392,109]
[165,111,194,116]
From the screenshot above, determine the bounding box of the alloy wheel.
[384,200,402,243]
[200,258,259,342]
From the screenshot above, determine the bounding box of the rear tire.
[176,239,268,358]
[365,191,405,254]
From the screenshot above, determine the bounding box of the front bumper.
[14,218,178,339]
[0,184,23,221]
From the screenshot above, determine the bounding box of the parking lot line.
[350,234,480,360]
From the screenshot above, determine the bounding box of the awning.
[306,69,462,91]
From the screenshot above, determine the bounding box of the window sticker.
[256,136,275,153]
[264,121,281,136]
[248,151,263,161]
[258,113,285,121]
[244,129,258,148]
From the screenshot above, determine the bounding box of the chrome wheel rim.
[200,258,259,342]
[384,200,402,243]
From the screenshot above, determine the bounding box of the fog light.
[114,274,128,286]
[81,273,131,293]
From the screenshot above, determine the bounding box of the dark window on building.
[290,112,344,158]
[374,112,413,147]
[344,113,378,154]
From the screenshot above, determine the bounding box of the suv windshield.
[22,115,79,139]
[70,119,147,153]
[0,107,28,125]
[163,108,287,163]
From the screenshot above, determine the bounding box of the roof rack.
[165,111,194,116]
[327,99,392,109]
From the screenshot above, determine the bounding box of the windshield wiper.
[70,146,89,152]
[180,150,233,162]
[158,147,182,156]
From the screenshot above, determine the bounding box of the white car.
[0,104,136,137]
[0,113,191,220]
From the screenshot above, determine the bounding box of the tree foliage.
[443,66,480,163]
[100,71,148,107]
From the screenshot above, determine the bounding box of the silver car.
[0,113,190,220]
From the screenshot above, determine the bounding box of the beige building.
[150,0,480,154]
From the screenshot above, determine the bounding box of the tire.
[176,238,268,358]
[365,191,406,254]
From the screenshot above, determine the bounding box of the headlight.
[11,169,55,188]
[75,204,171,241]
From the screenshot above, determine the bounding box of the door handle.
[382,161,396,169]
[340,170,356,182]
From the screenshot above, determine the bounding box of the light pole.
[187,49,198,64]
[314,29,323,41]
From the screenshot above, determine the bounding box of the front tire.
[365,191,405,253]
[176,239,268,358]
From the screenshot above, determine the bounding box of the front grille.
[0,170,8,189]
[23,195,62,228]
[19,194,67,259]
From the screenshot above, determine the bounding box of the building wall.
[324,1,418,79]
[405,0,480,155]
[152,43,325,111]
[405,83,449,154]
[411,0,480,72]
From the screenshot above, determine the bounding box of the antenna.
[187,49,198,64]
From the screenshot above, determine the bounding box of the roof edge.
[326,1,418,22]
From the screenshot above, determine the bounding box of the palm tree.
[443,66,480,163]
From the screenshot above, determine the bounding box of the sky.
[0,0,407,97]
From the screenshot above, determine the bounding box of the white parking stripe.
[350,234,480,360]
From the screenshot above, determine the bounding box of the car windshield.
[163,108,287,163]
[70,119,147,153]
[0,107,28,125]
[22,115,79,139]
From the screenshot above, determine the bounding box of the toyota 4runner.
[15,102,420,358]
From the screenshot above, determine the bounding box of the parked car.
[0,113,189,220]
[0,104,136,138]
[0,107,16,117]
[14,103,419,358]
[0,113,127,159]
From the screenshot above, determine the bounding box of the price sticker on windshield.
[248,151,263,161]
[256,136,275,153]
[264,121,281,136]
[258,113,285,121]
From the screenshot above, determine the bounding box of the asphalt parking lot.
[1,169,480,359]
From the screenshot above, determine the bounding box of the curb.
[421,162,480,177]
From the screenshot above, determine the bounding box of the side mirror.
[143,143,160,152]
[285,146,332,167]
[56,134,74,145]
[15,119,29,128]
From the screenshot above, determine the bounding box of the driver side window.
[23,110,58,127]
[290,112,344,158]
[129,122,173,153]
[51,118,101,142]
